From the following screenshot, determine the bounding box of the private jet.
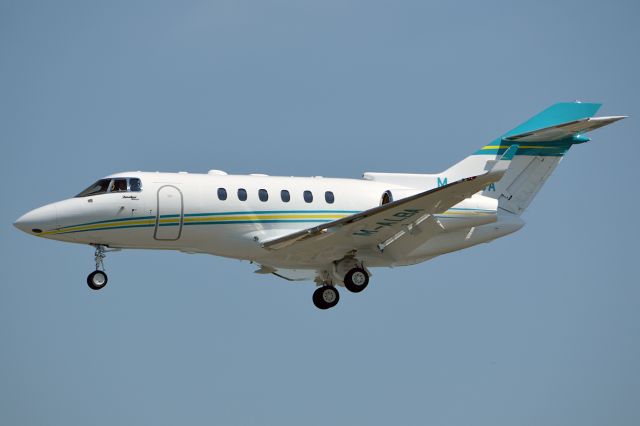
[14,102,625,309]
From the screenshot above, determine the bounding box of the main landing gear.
[344,267,369,293]
[86,244,118,290]
[312,265,370,310]
[312,285,340,310]
[313,285,340,309]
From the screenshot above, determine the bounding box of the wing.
[259,145,518,265]
[503,116,626,142]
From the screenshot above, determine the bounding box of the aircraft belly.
[397,212,525,265]
[435,212,496,231]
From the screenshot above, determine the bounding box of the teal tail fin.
[475,102,601,157]
[443,102,625,214]
[503,102,602,139]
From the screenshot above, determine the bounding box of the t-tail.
[442,102,626,214]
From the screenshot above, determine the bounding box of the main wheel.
[87,270,108,290]
[312,286,340,309]
[344,267,369,293]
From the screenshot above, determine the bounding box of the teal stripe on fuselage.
[57,215,156,230]
[51,208,496,235]
[53,219,335,235]
[183,219,334,225]
[60,210,360,230]
[184,210,360,217]
[55,224,156,234]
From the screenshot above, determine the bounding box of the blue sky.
[2,1,639,424]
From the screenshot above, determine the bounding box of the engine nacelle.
[435,194,498,231]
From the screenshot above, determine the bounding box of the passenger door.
[154,185,183,240]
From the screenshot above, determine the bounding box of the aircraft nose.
[14,204,58,235]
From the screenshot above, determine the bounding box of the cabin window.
[238,188,247,201]
[110,178,128,193]
[217,188,227,200]
[303,190,313,203]
[381,190,393,205]
[129,178,142,192]
[281,190,290,202]
[325,191,335,204]
[259,189,268,202]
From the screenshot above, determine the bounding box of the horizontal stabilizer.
[503,116,626,142]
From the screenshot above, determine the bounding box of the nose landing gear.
[87,245,118,290]
[87,270,108,290]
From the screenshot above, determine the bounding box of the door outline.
[154,185,184,241]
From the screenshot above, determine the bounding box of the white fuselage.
[15,171,524,271]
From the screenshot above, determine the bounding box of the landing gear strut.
[87,245,112,290]
[312,285,340,310]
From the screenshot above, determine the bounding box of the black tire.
[344,268,369,293]
[87,270,108,290]
[312,286,340,309]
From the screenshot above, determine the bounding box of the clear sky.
[2,1,639,424]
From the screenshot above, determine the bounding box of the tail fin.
[443,102,625,214]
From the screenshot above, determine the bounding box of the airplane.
[14,102,625,309]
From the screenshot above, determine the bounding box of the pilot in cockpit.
[110,179,128,193]
[76,177,141,198]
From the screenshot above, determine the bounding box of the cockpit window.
[129,178,142,192]
[76,179,111,197]
[75,177,143,197]
[110,179,128,192]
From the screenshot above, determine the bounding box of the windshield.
[75,177,142,197]
[76,179,111,197]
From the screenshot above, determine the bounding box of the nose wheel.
[87,270,108,290]
[87,244,117,291]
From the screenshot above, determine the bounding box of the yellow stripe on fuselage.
[183,214,347,223]
[39,213,351,235]
[41,219,156,235]
[481,145,555,150]
[39,210,491,236]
